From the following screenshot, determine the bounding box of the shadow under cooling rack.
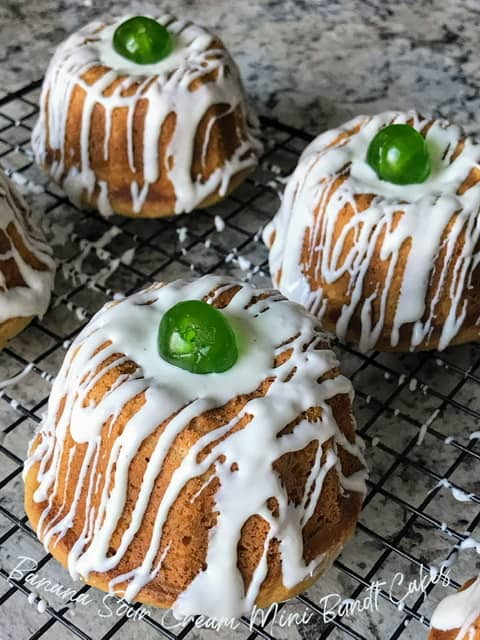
[0,79,480,640]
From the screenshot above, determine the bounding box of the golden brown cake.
[264,111,480,352]
[429,577,480,639]
[0,170,55,350]
[32,15,262,219]
[24,275,367,618]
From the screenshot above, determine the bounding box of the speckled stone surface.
[1,2,480,640]
[2,0,480,133]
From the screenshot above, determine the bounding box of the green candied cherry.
[158,300,238,374]
[113,16,173,65]
[366,123,431,185]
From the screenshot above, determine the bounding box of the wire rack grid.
[0,79,479,640]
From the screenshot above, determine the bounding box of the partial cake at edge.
[429,577,480,639]
[0,170,55,350]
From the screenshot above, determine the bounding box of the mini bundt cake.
[264,111,480,352]
[24,275,367,618]
[429,577,480,639]
[32,15,262,218]
[0,170,55,350]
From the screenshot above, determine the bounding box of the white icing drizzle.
[264,111,480,352]
[6,170,45,195]
[61,230,135,291]
[437,478,475,503]
[0,363,33,390]
[418,409,440,445]
[214,215,226,232]
[27,591,48,614]
[431,577,480,639]
[32,15,262,217]
[0,170,55,325]
[24,275,366,618]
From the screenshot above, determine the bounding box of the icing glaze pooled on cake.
[0,170,55,328]
[264,111,480,352]
[24,275,367,618]
[32,15,262,218]
[430,577,480,639]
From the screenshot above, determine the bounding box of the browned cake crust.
[429,624,480,640]
[24,279,365,612]
[0,316,34,351]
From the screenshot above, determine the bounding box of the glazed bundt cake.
[264,110,480,352]
[32,15,262,218]
[24,275,367,618]
[429,577,480,639]
[0,170,55,350]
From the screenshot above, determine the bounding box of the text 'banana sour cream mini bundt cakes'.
[429,577,480,639]
[23,275,367,618]
[32,14,262,218]
[265,111,480,352]
[0,170,55,350]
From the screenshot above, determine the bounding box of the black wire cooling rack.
[1,79,480,640]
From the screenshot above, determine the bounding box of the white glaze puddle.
[24,275,367,619]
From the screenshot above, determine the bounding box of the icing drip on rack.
[264,111,480,352]
[0,170,55,324]
[24,275,367,618]
[431,576,480,639]
[32,15,262,217]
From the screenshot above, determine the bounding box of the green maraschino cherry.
[366,123,431,185]
[158,300,238,374]
[113,16,173,65]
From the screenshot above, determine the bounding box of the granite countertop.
[2,0,480,134]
